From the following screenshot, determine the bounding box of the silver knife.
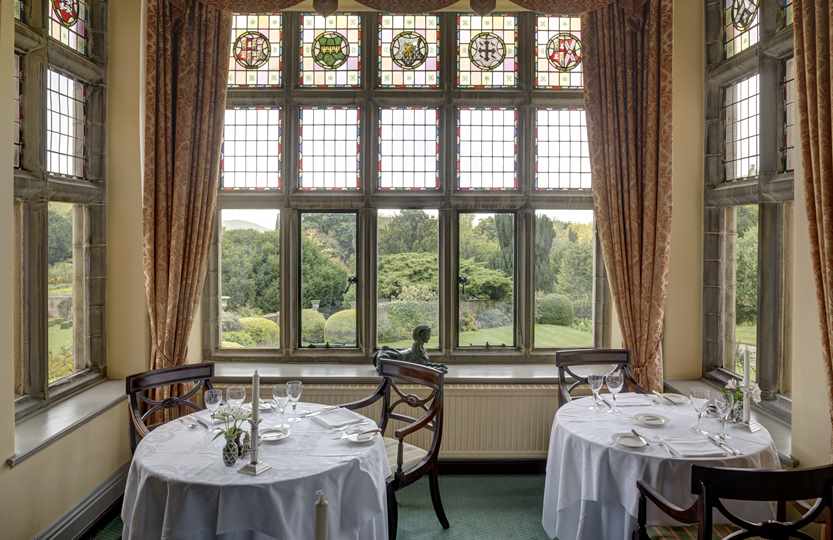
[706,434,736,455]
[653,390,676,406]
[341,427,382,439]
[600,397,613,409]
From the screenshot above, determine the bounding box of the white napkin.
[311,408,364,429]
[664,438,726,457]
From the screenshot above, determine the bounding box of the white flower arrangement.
[725,379,762,404]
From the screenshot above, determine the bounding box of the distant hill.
[222,220,270,232]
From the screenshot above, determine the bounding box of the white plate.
[633,413,669,427]
[613,432,648,449]
[260,428,290,443]
[344,431,377,444]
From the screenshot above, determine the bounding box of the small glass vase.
[222,439,239,467]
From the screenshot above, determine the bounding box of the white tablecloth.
[122,403,389,540]
[542,394,780,540]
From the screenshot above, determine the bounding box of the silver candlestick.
[241,371,271,476]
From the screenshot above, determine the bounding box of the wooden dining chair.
[634,464,833,540]
[340,358,448,540]
[555,348,645,408]
[126,362,215,452]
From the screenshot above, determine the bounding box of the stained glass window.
[723,74,759,182]
[781,58,796,172]
[378,107,439,191]
[300,14,361,88]
[535,109,591,190]
[49,0,88,55]
[378,15,440,88]
[47,69,86,178]
[724,0,759,59]
[298,107,360,190]
[536,16,583,89]
[14,54,23,169]
[222,108,281,191]
[457,107,517,191]
[781,0,794,27]
[457,15,517,88]
[229,14,282,87]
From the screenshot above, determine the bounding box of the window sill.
[7,379,126,468]
[665,378,795,466]
[213,361,560,385]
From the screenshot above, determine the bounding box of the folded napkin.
[311,407,364,429]
[664,438,726,458]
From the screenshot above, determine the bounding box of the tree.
[302,213,356,265]
[221,228,280,314]
[556,240,593,310]
[534,215,556,293]
[301,235,350,315]
[735,223,758,325]
[47,209,73,266]
[378,210,438,255]
[495,214,514,275]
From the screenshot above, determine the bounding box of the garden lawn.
[382,325,593,349]
[48,321,75,382]
[735,323,756,345]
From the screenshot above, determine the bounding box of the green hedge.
[324,309,356,346]
[302,309,326,344]
[239,317,279,346]
[536,294,574,326]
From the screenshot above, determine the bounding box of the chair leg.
[633,494,650,540]
[428,469,450,529]
[387,486,398,540]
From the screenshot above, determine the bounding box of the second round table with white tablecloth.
[542,393,780,540]
[121,403,389,540]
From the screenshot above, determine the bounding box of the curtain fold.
[794,0,833,450]
[581,0,673,391]
[144,0,232,371]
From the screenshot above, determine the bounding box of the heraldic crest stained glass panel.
[536,16,583,89]
[457,15,517,88]
[379,15,440,88]
[300,14,362,88]
[229,14,283,87]
[49,0,89,55]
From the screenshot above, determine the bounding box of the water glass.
[204,389,223,416]
[605,370,624,414]
[714,392,734,440]
[287,380,303,422]
[588,374,605,411]
[227,385,246,411]
[689,389,711,433]
[272,385,289,428]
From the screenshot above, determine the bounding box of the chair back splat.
[555,348,645,407]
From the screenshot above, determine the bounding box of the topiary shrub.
[323,309,356,346]
[302,309,326,344]
[221,311,243,332]
[239,317,279,346]
[223,331,256,348]
[475,307,512,329]
[536,294,575,326]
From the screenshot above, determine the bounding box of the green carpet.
[91,474,550,540]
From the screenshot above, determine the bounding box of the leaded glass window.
[378,107,440,191]
[300,14,361,88]
[379,15,440,88]
[229,14,282,87]
[46,68,86,178]
[15,0,22,20]
[222,108,281,191]
[457,107,517,191]
[781,58,796,173]
[535,108,590,190]
[723,73,759,182]
[724,0,759,59]
[535,16,583,89]
[14,54,22,169]
[298,107,360,191]
[781,0,794,27]
[49,0,88,55]
[457,14,517,88]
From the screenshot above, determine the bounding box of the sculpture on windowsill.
[374,325,448,373]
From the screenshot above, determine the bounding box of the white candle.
[252,371,260,425]
[743,349,750,386]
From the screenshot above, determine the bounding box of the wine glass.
[605,370,624,414]
[286,380,303,422]
[588,374,605,411]
[714,392,734,440]
[689,389,711,434]
[227,385,246,411]
[272,385,289,429]
[204,389,223,417]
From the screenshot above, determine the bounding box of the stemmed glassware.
[588,374,605,411]
[204,389,223,417]
[605,370,624,414]
[286,380,303,422]
[227,386,246,411]
[272,385,289,429]
[714,391,734,440]
[689,389,711,434]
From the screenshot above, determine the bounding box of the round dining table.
[121,403,389,540]
[542,393,781,540]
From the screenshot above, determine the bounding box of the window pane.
[379,15,440,88]
[723,74,759,182]
[378,107,439,191]
[377,210,439,349]
[457,107,518,190]
[782,0,794,27]
[781,58,796,173]
[301,213,357,347]
[534,210,594,348]
[48,202,85,384]
[300,14,361,88]
[458,213,515,347]
[725,204,758,380]
[535,108,590,190]
[49,0,88,55]
[15,0,21,20]
[14,54,22,169]
[780,203,792,397]
[47,69,86,178]
[535,16,583,89]
[14,203,24,398]
[724,0,759,59]
[222,108,282,191]
[219,209,280,349]
[298,106,360,191]
[229,14,283,87]
[457,14,517,88]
